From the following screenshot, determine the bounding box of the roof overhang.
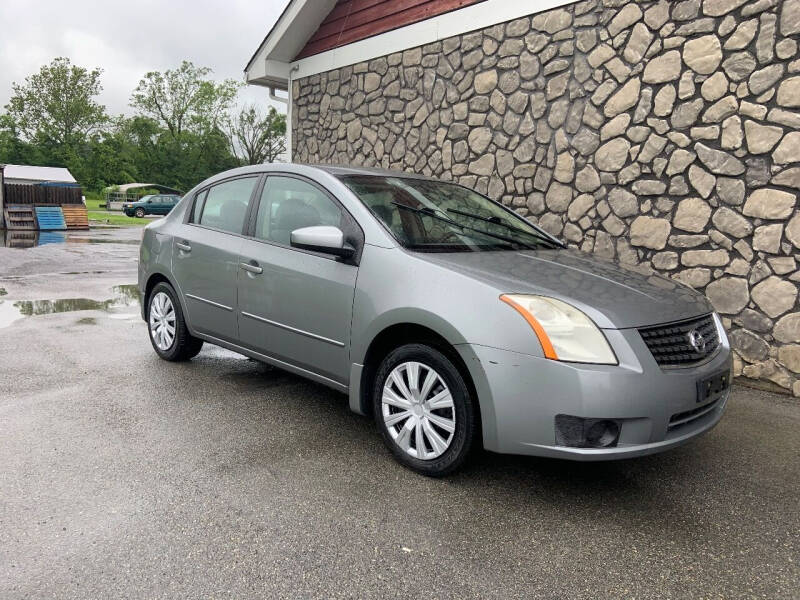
[244,0,337,90]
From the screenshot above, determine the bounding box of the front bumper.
[457,319,732,460]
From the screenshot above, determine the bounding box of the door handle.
[176,241,191,252]
[240,261,263,275]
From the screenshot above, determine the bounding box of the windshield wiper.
[390,202,536,250]
[446,207,564,249]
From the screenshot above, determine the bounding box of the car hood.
[416,249,712,329]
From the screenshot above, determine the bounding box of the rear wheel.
[373,343,476,476]
[135,207,145,218]
[147,282,203,361]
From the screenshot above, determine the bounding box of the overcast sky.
[0,0,290,117]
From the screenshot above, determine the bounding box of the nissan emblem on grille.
[688,330,706,354]
[638,314,719,368]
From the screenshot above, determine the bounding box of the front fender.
[350,306,467,366]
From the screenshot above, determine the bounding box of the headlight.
[500,294,617,364]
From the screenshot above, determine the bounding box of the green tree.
[226,104,286,165]
[127,61,241,190]
[1,58,253,193]
[63,116,141,191]
[130,61,240,140]
[5,57,108,146]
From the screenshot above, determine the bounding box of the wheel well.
[359,324,481,429]
[143,273,170,318]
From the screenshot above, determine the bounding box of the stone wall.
[293,0,800,393]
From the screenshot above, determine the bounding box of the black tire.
[147,282,204,361]
[373,343,476,477]
[135,207,145,218]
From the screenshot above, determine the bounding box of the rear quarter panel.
[138,202,189,319]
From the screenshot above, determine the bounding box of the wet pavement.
[1,227,799,599]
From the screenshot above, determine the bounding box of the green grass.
[85,197,149,227]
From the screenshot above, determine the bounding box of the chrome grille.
[639,314,719,368]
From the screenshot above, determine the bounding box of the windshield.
[339,175,562,252]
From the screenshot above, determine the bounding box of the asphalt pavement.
[1,228,798,599]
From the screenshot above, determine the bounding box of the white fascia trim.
[246,0,307,74]
[290,0,576,81]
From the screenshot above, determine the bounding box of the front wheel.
[135,207,145,218]
[147,282,203,361]
[373,343,477,476]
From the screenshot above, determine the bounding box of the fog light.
[555,415,621,448]
[585,420,620,448]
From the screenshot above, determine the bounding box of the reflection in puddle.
[1,230,140,248]
[2,230,65,248]
[0,284,141,328]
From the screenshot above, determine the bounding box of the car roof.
[197,163,440,185]
[311,164,438,181]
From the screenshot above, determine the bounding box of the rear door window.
[190,191,207,222]
[197,177,258,234]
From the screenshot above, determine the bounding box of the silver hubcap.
[149,292,176,351]
[382,361,456,460]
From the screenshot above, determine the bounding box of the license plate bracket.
[696,370,730,404]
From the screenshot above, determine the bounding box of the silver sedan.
[138,164,731,476]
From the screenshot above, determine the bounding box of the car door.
[171,175,260,343]
[237,174,361,384]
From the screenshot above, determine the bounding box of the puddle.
[64,237,141,245]
[62,271,112,275]
[2,231,66,248]
[1,230,140,248]
[108,313,141,320]
[0,284,141,328]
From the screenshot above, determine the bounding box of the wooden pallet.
[61,204,89,229]
[3,204,37,230]
[34,206,66,230]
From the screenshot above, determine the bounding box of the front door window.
[254,176,344,246]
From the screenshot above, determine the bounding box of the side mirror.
[290,226,354,258]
